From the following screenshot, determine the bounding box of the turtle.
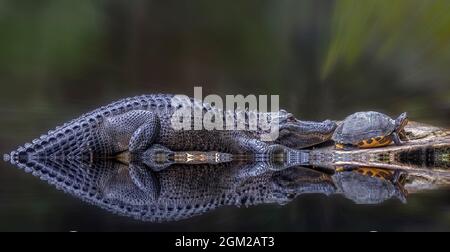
[332,167,408,204]
[332,111,408,150]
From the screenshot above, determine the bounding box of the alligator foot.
[129,162,161,200]
[103,110,160,154]
[101,162,160,205]
[256,147,310,171]
[141,144,175,171]
[228,134,310,169]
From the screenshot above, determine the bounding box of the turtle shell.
[332,111,396,144]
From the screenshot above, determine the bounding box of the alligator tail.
[4,145,30,166]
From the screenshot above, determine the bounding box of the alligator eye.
[287,115,296,122]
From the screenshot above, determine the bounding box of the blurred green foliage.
[323,0,450,80]
[321,0,450,124]
[0,0,103,76]
[0,0,448,123]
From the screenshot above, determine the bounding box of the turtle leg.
[335,143,357,151]
[390,169,408,203]
[391,169,407,184]
[392,132,403,145]
[102,110,160,154]
[398,129,409,141]
[335,165,357,172]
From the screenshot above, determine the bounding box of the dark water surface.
[1,164,449,232]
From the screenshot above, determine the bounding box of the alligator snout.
[278,119,337,146]
[320,120,338,136]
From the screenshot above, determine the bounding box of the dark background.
[0,0,449,231]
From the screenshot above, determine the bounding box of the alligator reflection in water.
[9,153,449,222]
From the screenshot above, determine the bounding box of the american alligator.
[5,94,337,170]
[13,156,407,222]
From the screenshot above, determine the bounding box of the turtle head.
[394,112,408,133]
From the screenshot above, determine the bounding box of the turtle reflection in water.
[333,167,408,204]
